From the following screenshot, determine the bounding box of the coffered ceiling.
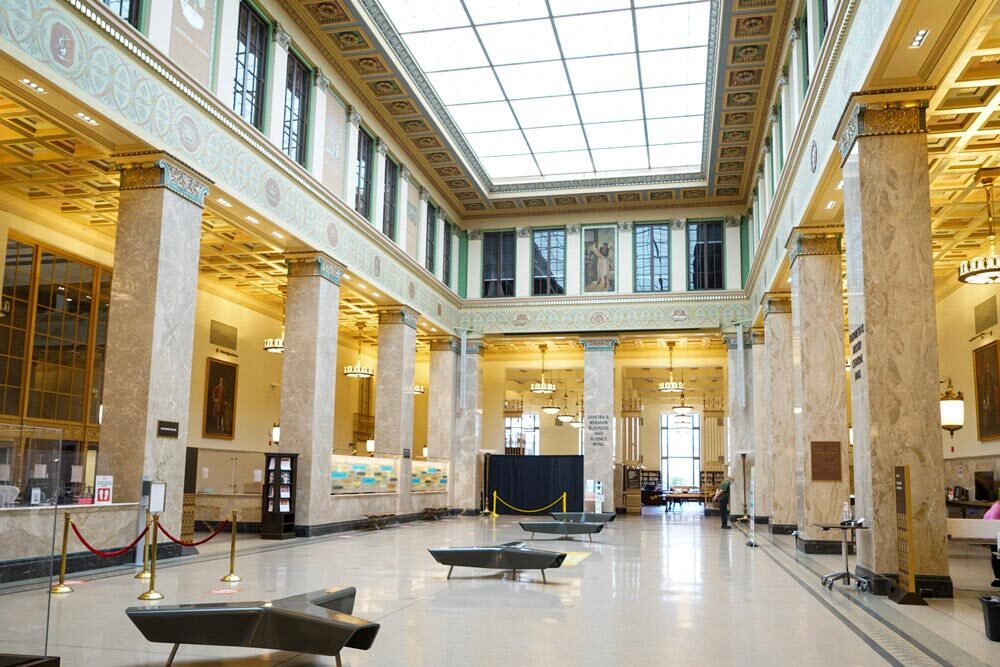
[283,0,792,219]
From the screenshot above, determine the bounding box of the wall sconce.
[268,422,280,446]
[939,378,964,438]
[365,439,375,456]
[422,446,428,459]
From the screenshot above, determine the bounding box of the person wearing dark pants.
[714,475,733,530]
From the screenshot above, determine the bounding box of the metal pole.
[50,512,72,594]
[135,510,151,580]
[221,509,242,583]
[138,514,164,601]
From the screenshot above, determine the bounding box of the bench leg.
[588,533,593,543]
[541,569,547,584]
[336,652,343,667]
[165,643,179,667]
[447,565,454,580]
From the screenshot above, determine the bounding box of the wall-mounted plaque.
[810,441,842,481]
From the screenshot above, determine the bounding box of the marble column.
[428,338,460,507]
[669,219,687,292]
[763,293,797,533]
[751,330,770,522]
[434,214,447,281]
[581,337,617,512]
[454,338,483,512]
[374,305,419,515]
[838,99,951,596]
[308,74,330,181]
[99,155,209,530]
[280,252,344,535]
[724,333,753,518]
[788,228,851,552]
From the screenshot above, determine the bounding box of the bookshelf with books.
[261,453,297,539]
[701,470,725,508]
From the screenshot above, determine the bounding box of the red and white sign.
[94,475,113,505]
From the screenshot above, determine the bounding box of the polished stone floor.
[1,510,998,666]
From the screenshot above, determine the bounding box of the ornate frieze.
[118,154,211,208]
[579,337,619,352]
[762,292,792,317]
[286,252,345,284]
[788,230,842,266]
[429,336,461,353]
[378,305,420,328]
[837,101,928,161]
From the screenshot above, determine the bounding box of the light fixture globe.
[673,392,693,415]
[557,413,574,423]
[960,170,1000,284]
[344,323,374,379]
[569,416,584,428]
[530,343,556,394]
[542,403,561,415]
[939,378,964,438]
[659,343,685,393]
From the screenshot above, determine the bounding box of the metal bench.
[550,512,616,523]
[126,586,378,667]
[428,541,566,582]
[366,513,396,530]
[520,520,604,542]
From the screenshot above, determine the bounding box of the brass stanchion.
[220,509,241,583]
[138,514,164,601]
[134,510,151,580]
[50,512,72,594]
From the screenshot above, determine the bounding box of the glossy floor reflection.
[2,511,998,665]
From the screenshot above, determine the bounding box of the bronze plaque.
[810,441,842,481]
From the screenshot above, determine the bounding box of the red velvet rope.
[157,519,230,547]
[70,523,148,559]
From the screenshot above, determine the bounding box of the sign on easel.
[889,465,925,605]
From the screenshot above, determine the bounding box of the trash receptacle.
[981,596,1000,642]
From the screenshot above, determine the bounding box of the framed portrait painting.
[583,226,616,293]
[203,358,238,439]
[973,340,1000,441]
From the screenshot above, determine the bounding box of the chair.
[0,485,19,507]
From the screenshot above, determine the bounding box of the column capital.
[777,65,789,87]
[429,336,461,353]
[515,226,530,238]
[761,292,792,317]
[378,305,420,329]
[580,337,618,352]
[376,141,389,157]
[789,17,801,42]
[464,338,485,356]
[724,216,741,228]
[400,164,411,181]
[722,332,753,349]
[316,72,333,95]
[769,104,780,123]
[616,221,633,232]
[787,227,842,267]
[566,224,580,235]
[273,22,291,50]
[117,152,212,208]
[419,188,429,203]
[751,329,765,345]
[347,106,362,126]
[468,229,483,241]
[836,91,931,162]
[285,252,344,284]
[669,218,686,230]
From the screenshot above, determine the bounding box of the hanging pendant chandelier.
[959,169,1000,284]
[541,393,561,415]
[557,389,574,422]
[658,342,684,393]
[673,390,693,415]
[343,322,374,379]
[569,396,584,428]
[530,344,556,394]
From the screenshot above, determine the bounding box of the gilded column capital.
[429,336,461,353]
[116,152,212,208]
[580,337,618,352]
[761,292,792,317]
[837,96,929,162]
[788,229,842,267]
[285,252,345,284]
[378,305,420,329]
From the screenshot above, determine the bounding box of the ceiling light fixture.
[909,28,929,49]
[658,342,684,393]
[217,198,233,207]
[412,384,425,395]
[959,168,1000,284]
[75,111,98,126]
[569,396,584,428]
[263,325,284,353]
[825,200,836,210]
[271,230,284,239]
[344,322,374,379]
[246,215,260,224]
[530,344,556,394]
[19,78,45,94]
[542,379,563,415]
[836,179,844,190]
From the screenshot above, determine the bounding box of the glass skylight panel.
[524,125,587,153]
[482,154,540,179]
[576,90,643,123]
[592,146,649,172]
[549,0,631,15]
[477,20,561,64]
[553,11,635,58]
[566,54,639,94]
[427,69,504,105]
[647,116,704,144]
[401,28,486,72]
[649,143,702,169]
[534,150,593,176]
[585,121,646,149]
[640,48,708,88]
[379,0,468,32]
[644,84,706,118]
[448,102,519,133]
[463,0,549,23]
[635,4,710,51]
[495,62,570,99]
[510,96,580,128]
[465,130,531,157]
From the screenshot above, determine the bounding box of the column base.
[770,523,797,535]
[853,565,954,598]
[295,508,476,537]
[795,535,851,555]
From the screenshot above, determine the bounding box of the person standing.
[714,475,733,530]
[984,499,1000,586]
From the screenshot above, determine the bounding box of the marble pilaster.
[396,166,410,248]
[789,229,851,552]
[724,217,742,290]
[428,337,460,506]
[581,337,617,512]
[372,141,388,229]
[374,305,419,515]
[839,99,951,595]
[266,23,291,147]
[515,227,532,297]
[454,339,484,512]
[99,155,209,529]
[416,189,428,268]
[345,108,361,209]
[280,252,343,533]
[763,294,797,533]
[669,219,688,292]
[751,330,770,521]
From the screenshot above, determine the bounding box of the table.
[815,521,868,590]
[663,492,704,512]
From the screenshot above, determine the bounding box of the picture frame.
[973,340,1000,441]
[203,358,238,439]
[582,225,616,293]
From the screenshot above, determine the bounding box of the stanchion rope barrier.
[158,519,229,547]
[70,522,148,559]
[492,491,567,514]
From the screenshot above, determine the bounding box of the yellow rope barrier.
[491,491,567,516]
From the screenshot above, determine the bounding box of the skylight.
[375,0,713,185]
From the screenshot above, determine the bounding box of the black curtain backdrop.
[486,455,583,515]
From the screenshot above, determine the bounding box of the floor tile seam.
[751,528,983,667]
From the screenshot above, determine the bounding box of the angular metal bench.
[550,512,616,523]
[126,586,378,667]
[422,506,450,520]
[520,520,605,542]
[428,541,566,582]
[366,513,395,530]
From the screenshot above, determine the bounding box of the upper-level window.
[383,158,399,240]
[483,230,515,298]
[355,129,374,219]
[532,228,565,296]
[442,222,453,287]
[282,52,311,165]
[425,204,437,273]
[634,223,670,292]
[103,0,141,28]
[687,221,723,290]
[232,1,269,130]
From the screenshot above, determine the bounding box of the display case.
[261,453,297,539]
